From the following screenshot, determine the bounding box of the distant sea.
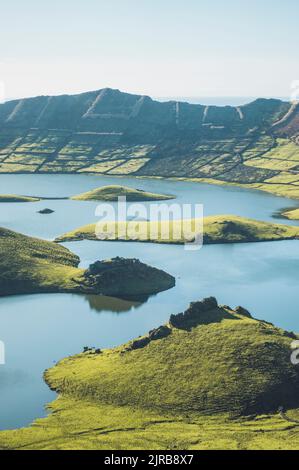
[156,96,289,106]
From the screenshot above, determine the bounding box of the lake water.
[0,174,299,430]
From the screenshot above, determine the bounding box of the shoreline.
[1,171,299,202]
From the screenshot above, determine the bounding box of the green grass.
[44,300,299,415]
[263,138,299,161]
[2,125,299,203]
[0,163,40,173]
[1,299,299,450]
[71,185,174,201]
[0,194,40,202]
[0,227,174,297]
[248,183,299,200]
[278,207,299,220]
[168,176,299,201]
[1,397,299,450]
[56,214,299,245]
[0,227,83,296]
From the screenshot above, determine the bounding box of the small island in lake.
[38,208,55,214]
[84,257,175,299]
[71,185,175,201]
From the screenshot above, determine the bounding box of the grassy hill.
[44,297,299,416]
[56,215,299,245]
[1,89,299,200]
[0,227,83,295]
[1,298,299,450]
[71,185,174,201]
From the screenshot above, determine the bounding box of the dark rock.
[126,325,172,352]
[282,330,298,340]
[83,346,102,355]
[129,336,151,350]
[86,257,127,276]
[83,257,175,298]
[149,325,171,341]
[38,208,54,214]
[235,306,252,318]
[219,220,247,236]
[191,297,218,311]
[169,297,219,329]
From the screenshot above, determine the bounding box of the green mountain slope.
[1,89,299,198]
[1,298,299,450]
[45,297,299,416]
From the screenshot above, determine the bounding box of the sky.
[0,0,299,101]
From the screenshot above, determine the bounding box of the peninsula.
[0,227,175,298]
[56,215,299,245]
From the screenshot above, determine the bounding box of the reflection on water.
[85,295,143,313]
[0,369,30,389]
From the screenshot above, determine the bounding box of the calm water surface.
[0,174,299,430]
[0,174,298,239]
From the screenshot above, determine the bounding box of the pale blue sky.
[0,0,298,100]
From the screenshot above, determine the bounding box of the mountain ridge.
[0,87,290,132]
[1,88,288,112]
[1,88,299,200]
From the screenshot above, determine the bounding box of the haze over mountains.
[0,88,299,197]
